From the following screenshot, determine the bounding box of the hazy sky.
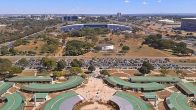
[0,0,196,14]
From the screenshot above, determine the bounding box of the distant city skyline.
[0,0,196,14]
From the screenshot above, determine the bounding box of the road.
[0,55,195,61]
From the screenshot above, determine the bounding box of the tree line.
[64,40,93,56]
[0,19,61,44]
[143,34,194,56]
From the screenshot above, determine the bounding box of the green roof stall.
[165,92,192,110]
[176,82,196,97]
[0,82,14,96]
[5,76,52,83]
[0,92,25,110]
[21,76,84,92]
[129,76,181,83]
[105,76,165,92]
[143,92,157,101]
[110,91,152,110]
[43,91,83,110]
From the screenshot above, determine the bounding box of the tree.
[142,61,154,70]
[53,71,64,78]
[122,46,130,51]
[9,48,17,55]
[0,58,12,73]
[9,66,23,75]
[80,72,87,78]
[138,66,149,75]
[56,60,66,71]
[0,46,9,55]
[69,67,83,75]
[70,59,83,67]
[17,58,29,67]
[88,65,96,73]
[138,61,154,75]
[41,57,57,71]
[173,42,194,56]
[175,68,183,77]
[100,70,110,76]
[64,40,93,56]
[13,39,29,47]
[160,66,169,76]
[41,37,60,54]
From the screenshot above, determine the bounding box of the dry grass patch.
[158,101,166,110]
[18,69,36,76]
[83,34,174,57]
[15,40,45,54]
[108,69,138,77]
[157,90,171,99]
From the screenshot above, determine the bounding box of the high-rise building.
[117,12,122,19]
[62,16,79,22]
[181,18,196,31]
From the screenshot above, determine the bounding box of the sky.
[0,0,196,14]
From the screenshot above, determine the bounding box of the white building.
[158,19,175,24]
[96,44,114,51]
[181,18,196,31]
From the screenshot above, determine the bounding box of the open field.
[15,40,45,54]
[83,34,174,58]
[18,69,36,76]
[107,69,138,77]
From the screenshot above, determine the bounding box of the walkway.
[75,77,116,102]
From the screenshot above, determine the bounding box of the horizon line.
[1,13,196,15]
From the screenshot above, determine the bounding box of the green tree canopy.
[41,37,60,53]
[88,65,96,72]
[53,71,65,77]
[0,58,12,73]
[69,67,83,75]
[17,58,29,67]
[138,61,154,75]
[41,57,57,71]
[160,66,169,76]
[64,40,93,56]
[100,70,110,76]
[0,46,9,55]
[122,46,130,51]
[56,60,66,71]
[9,66,23,75]
[70,59,83,67]
[9,48,18,55]
[144,35,194,56]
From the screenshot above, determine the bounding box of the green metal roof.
[114,91,151,110]
[105,76,165,91]
[43,91,78,110]
[176,82,196,95]
[21,76,84,92]
[0,82,14,96]
[0,92,25,110]
[143,92,157,99]
[6,76,52,82]
[129,76,181,83]
[34,93,48,99]
[166,92,192,110]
